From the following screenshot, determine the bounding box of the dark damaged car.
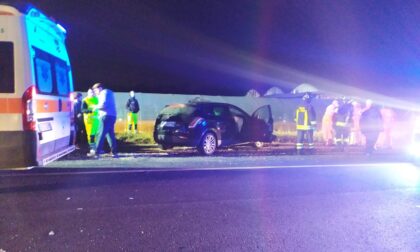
[153,102,273,155]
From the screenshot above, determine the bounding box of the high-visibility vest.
[82,96,98,124]
[296,105,316,130]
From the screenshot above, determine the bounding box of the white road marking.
[0,162,413,177]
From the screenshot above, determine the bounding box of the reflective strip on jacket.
[82,96,99,124]
[335,121,347,127]
[296,105,316,130]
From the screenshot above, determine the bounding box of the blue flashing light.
[27,7,42,18]
[56,23,67,34]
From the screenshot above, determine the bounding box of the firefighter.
[334,98,353,151]
[295,93,317,154]
[321,99,339,146]
[126,90,140,132]
[82,89,99,152]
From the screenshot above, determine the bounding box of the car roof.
[187,101,231,106]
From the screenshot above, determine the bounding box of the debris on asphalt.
[77,208,83,211]
[66,197,71,201]
[129,197,134,200]
[48,231,55,236]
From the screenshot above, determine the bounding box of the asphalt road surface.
[0,147,419,251]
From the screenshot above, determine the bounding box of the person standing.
[72,92,86,149]
[321,99,339,146]
[82,89,99,153]
[87,83,118,158]
[334,98,353,150]
[126,90,140,133]
[376,106,395,149]
[360,100,382,155]
[350,101,363,145]
[295,93,317,155]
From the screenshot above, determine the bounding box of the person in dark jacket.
[126,90,140,132]
[72,92,86,149]
[360,100,382,155]
[334,98,353,151]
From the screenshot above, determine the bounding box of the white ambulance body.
[0,4,75,168]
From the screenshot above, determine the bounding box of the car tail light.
[22,85,37,131]
[189,117,205,128]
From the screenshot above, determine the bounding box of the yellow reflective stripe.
[336,121,346,127]
[297,125,311,130]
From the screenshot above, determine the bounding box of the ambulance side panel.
[0,11,38,168]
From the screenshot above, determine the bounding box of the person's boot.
[86,149,98,158]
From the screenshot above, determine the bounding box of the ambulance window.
[55,61,69,95]
[0,42,14,93]
[35,58,53,93]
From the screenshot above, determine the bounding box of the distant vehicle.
[154,102,273,155]
[0,4,75,168]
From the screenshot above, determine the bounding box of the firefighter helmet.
[302,93,311,101]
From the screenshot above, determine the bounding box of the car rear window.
[160,104,197,117]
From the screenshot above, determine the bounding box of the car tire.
[253,141,264,149]
[198,132,217,155]
[160,144,173,150]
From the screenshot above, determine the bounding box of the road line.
[0,162,413,177]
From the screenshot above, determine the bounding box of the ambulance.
[0,4,75,169]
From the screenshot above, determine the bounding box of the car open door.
[250,105,274,142]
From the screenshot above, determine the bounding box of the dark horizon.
[11,0,420,99]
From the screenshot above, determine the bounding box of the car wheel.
[198,132,217,155]
[253,141,264,149]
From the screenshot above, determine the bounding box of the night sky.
[16,0,420,97]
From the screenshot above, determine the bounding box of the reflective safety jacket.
[295,103,316,130]
[82,96,99,124]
